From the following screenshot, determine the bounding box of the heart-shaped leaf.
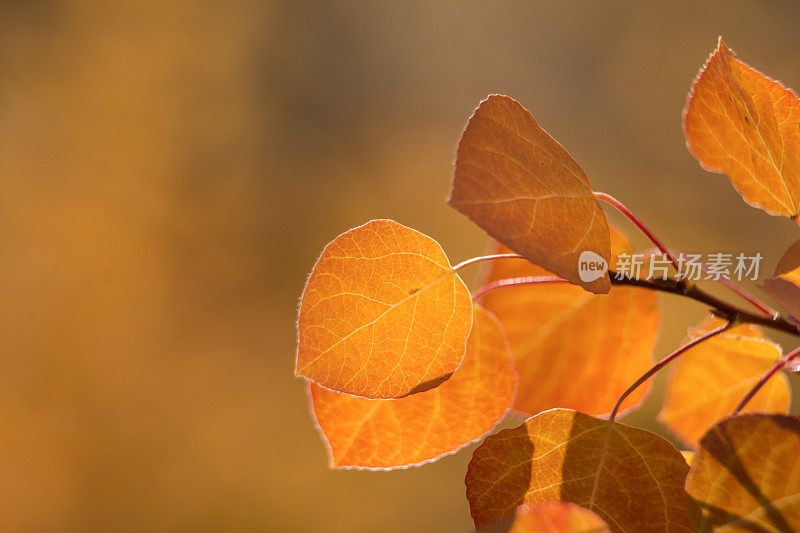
[308,305,516,469]
[659,316,789,449]
[296,219,472,399]
[684,38,800,217]
[478,229,659,416]
[449,94,612,293]
[686,413,800,532]
[465,409,694,531]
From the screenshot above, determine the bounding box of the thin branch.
[595,191,776,318]
[697,265,776,318]
[609,271,797,335]
[594,192,682,272]
[471,275,568,300]
[732,344,800,415]
[588,320,735,510]
[472,270,798,336]
[451,253,523,271]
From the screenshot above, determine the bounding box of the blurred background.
[1,1,800,531]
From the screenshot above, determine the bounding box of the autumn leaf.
[479,502,610,533]
[296,219,473,399]
[681,451,695,468]
[478,229,659,417]
[762,238,800,320]
[686,413,800,532]
[465,409,693,532]
[684,38,800,217]
[308,305,516,469]
[659,315,789,449]
[449,94,612,294]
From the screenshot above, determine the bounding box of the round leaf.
[465,409,693,531]
[479,229,659,417]
[687,413,800,531]
[296,219,473,398]
[308,305,516,469]
[659,316,789,449]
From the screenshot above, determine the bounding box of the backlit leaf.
[686,413,800,532]
[480,502,610,533]
[681,451,695,468]
[308,305,516,469]
[449,94,612,293]
[659,316,789,449]
[762,238,800,320]
[296,219,473,399]
[479,229,659,416]
[465,409,693,532]
[684,38,800,217]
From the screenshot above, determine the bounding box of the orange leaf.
[659,316,789,449]
[684,38,800,217]
[681,451,695,468]
[465,409,693,531]
[686,413,800,531]
[479,229,659,416]
[762,238,800,319]
[479,502,610,533]
[296,219,473,399]
[449,94,612,293]
[308,305,516,469]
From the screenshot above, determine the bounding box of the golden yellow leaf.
[684,38,800,217]
[659,315,789,449]
[449,94,612,293]
[308,305,516,469]
[687,413,800,531]
[296,219,472,399]
[479,229,659,416]
[465,409,693,532]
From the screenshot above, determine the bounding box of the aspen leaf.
[465,409,693,532]
[684,38,800,217]
[659,316,789,449]
[479,229,659,417]
[762,238,800,320]
[296,219,473,399]
[308,305,516,469]
[449,94,612,294]
[681,451,695,468]
[686,413,800,532]
[480,502,610,533]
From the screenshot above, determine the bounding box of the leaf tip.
[715,36,737,56]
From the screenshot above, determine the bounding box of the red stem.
[595,192,775,318]
[594,192,682,272]
[732,344,800,415]
[471,275,568,300]
[699,265,776,318]
[451,253,523,271]
[588,320,734,510]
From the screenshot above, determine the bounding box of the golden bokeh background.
[2,2,800,531]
